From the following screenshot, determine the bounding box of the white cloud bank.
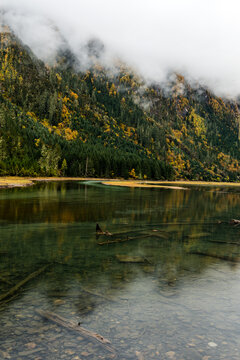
[1,0,240,98]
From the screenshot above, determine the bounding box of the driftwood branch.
[36,310,116,358]
[0,264,50,302]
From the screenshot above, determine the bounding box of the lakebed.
[1,180,240,359]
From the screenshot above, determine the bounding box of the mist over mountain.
[0,21,239,181]
[1,0,240,98]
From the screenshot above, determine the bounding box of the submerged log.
[96,223,104,233]
[116,255,148,263]
[80,285,116,302]
[98,237,131,245]
[206,239,240,246]
[189,251,240,262]
[146,222,222,227]
[97,234,150,246]
[186,232,211,239]
[97,231,169,246]
[149,232,169,239]
[36,309,116,357]
[96,224,112,236]
[97,224,170,241]
[0,264,50,302]
[229,219,240,226]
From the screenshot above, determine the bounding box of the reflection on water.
[1,182,240,359]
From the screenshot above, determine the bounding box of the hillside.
[0,27,239,181]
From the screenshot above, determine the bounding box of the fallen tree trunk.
[97,231,170,246]
[97,234,150,246]
[229,219,240,226]
[189,251,240,262]
[96,224,112,236]
[116,255,152,264]
[186,232,211,239]
[206,239,240,246]
[36,309,117,358]
[116,255,146,263]
[146,222,221,226]
[97,224,170,240]
[0,264,50,302]
[98,237,131,245]
[149,232,169,239]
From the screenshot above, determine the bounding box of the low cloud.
[1,0,240,98]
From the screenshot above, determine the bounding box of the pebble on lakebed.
[208,342,218,347]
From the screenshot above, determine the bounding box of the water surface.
[0,181,240,360]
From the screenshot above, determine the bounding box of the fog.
[1,0,240,98]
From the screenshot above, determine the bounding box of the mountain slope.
[0,28,239,181]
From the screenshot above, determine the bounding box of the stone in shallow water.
[18,348,43,356]
[208,342,218,348]
[0,351,11,359]
[166,351,176,359]
[81,351,91,357]
[65,349,75,355]
[25,342,37,349]
[77,336,84,341]
[14,330,22,336]
[147,344,156,350]
[54,299,66,305]
[187,343,196,347]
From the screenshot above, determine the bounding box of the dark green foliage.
[0,30,239,180]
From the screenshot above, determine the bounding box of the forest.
[0,27,239,181]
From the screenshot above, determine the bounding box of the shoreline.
[0,177,105,189]
[102,180,240,189]
[0,177,240,190]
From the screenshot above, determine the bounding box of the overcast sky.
[1,0,240,98]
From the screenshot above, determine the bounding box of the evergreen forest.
[0,27,239,181]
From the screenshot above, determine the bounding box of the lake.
[0,181,240,360]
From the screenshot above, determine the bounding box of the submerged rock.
[208,342,218,348]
